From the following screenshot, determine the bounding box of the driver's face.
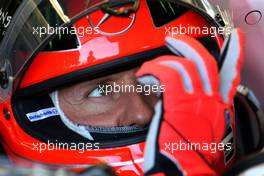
[58,68,157,128]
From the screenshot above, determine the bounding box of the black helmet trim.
[12,93,148,149]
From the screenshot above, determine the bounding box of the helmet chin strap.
[49,91,95,141]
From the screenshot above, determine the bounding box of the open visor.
[0,0,233,102]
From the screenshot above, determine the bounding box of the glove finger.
[137,56,205,98]
[219,28,244,105]
[165,35,219,96]
[157,58,205,94]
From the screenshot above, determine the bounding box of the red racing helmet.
[0,0,233,175]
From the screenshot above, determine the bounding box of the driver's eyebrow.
[86,75,121,86]
[84,70,135,85]
[66,67,139,91]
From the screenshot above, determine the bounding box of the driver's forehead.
[62,67,139,90]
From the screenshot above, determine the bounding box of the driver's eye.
[87,87,105,97]
[87,84,114,98]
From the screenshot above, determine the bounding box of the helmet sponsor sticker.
[26,107,59,122]
[0,0,22,43]
[0,8,12,30]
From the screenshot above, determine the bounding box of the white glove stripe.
[166,37,212,95]
[220,30,240,103]
[159,60,194,94]
[144,100,163,173]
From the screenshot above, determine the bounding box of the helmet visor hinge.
[0,70,9,89]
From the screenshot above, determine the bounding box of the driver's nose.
[117,91,155,127]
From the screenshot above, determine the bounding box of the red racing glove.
[137,29,244,176]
